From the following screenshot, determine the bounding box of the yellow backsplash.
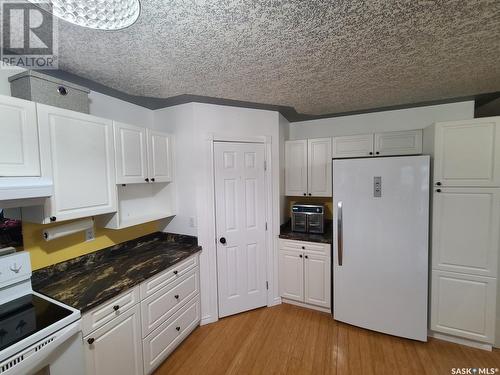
[285,197,333,220]
[23,220,159,270]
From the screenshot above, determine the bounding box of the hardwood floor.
[154,303,500,375]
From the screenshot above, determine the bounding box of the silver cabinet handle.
[337,201,343,266]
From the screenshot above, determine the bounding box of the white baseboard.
[428,331,492,351]
[282,299,331,314]
[200,314,218,326]
[269,296,282,307]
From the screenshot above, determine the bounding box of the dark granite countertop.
[279,220,333,244]
[32,232,201,313]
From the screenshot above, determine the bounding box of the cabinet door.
[434,119,500,187]
[332,134,374,158]
[148,130,172,183]
[304,254,330,308]
[374,130,422,156]
[0,95,40,176]
[432,188,500,277]
[84,305,143,375]
[431,270,496,343]
[37,104,117,222]
[307,138,332,197]
[114,122,148,184]
[285,140,307,196]
[279,250,304,302]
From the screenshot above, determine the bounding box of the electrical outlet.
[189,217,197,228]
[85,227,95,242]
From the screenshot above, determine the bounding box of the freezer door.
[333,156,430,341]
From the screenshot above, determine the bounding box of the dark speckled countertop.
[279,220,333,244]
[32,232,201,313]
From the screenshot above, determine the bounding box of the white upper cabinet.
[114,124,173,184]
[332,134,373,158]
[432,187,500,278]
[34,104,117,223]
[0,95,40,176]
[333,130,422,159]
[285,140,308,196]
[434,119,500,187]
[307,138,332,197]
[374,130,422,156]
[114,122,148,184]
[148,130,173,183]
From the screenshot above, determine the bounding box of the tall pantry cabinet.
[426,117,500,346]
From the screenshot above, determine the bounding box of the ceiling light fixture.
[30,0,141,31]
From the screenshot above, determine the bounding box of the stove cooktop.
[0,294,73,351]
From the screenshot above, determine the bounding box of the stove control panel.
[0,252,31,289]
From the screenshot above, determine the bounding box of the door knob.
[436,182,442,186]
[219,237,226,244]
[436,189,441,193]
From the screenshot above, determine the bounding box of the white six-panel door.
[114,122,148,184]
[214,142,267,318]
[307,138,332,197]
[0,95,40,176]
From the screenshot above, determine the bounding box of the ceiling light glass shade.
[30,0,141,30]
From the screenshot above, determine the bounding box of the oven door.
[292,212,307,232]
[307,213,324,234]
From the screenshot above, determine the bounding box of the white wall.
[279,114,289,224]
[0,64,154,128]
[153,103,281,325]
[289,101,475,139]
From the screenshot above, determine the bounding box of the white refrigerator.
[333,155,430,341]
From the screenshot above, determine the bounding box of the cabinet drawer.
[430,270,496,343]
[143,296,200,375]
[141,268,199,337]
[279,239,330,256]
[82,285,140,336]
[140,255,198,300]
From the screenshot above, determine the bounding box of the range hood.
[0,177,53,208]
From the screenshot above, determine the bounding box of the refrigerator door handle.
[337,201,343,266]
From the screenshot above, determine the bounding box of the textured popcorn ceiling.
[57,0,500,115]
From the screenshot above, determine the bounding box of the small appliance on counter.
[291,203,325,234]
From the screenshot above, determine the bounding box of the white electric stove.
[0,250,84,375]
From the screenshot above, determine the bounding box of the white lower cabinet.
[304,253,330,307]
[84,304,143,375]
[279,239,331,310]
[279,250,304,301]
[431,270,497,343]
[82,254,200,375]
[143,297,200,374]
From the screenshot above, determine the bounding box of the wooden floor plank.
[154,304,500,375]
